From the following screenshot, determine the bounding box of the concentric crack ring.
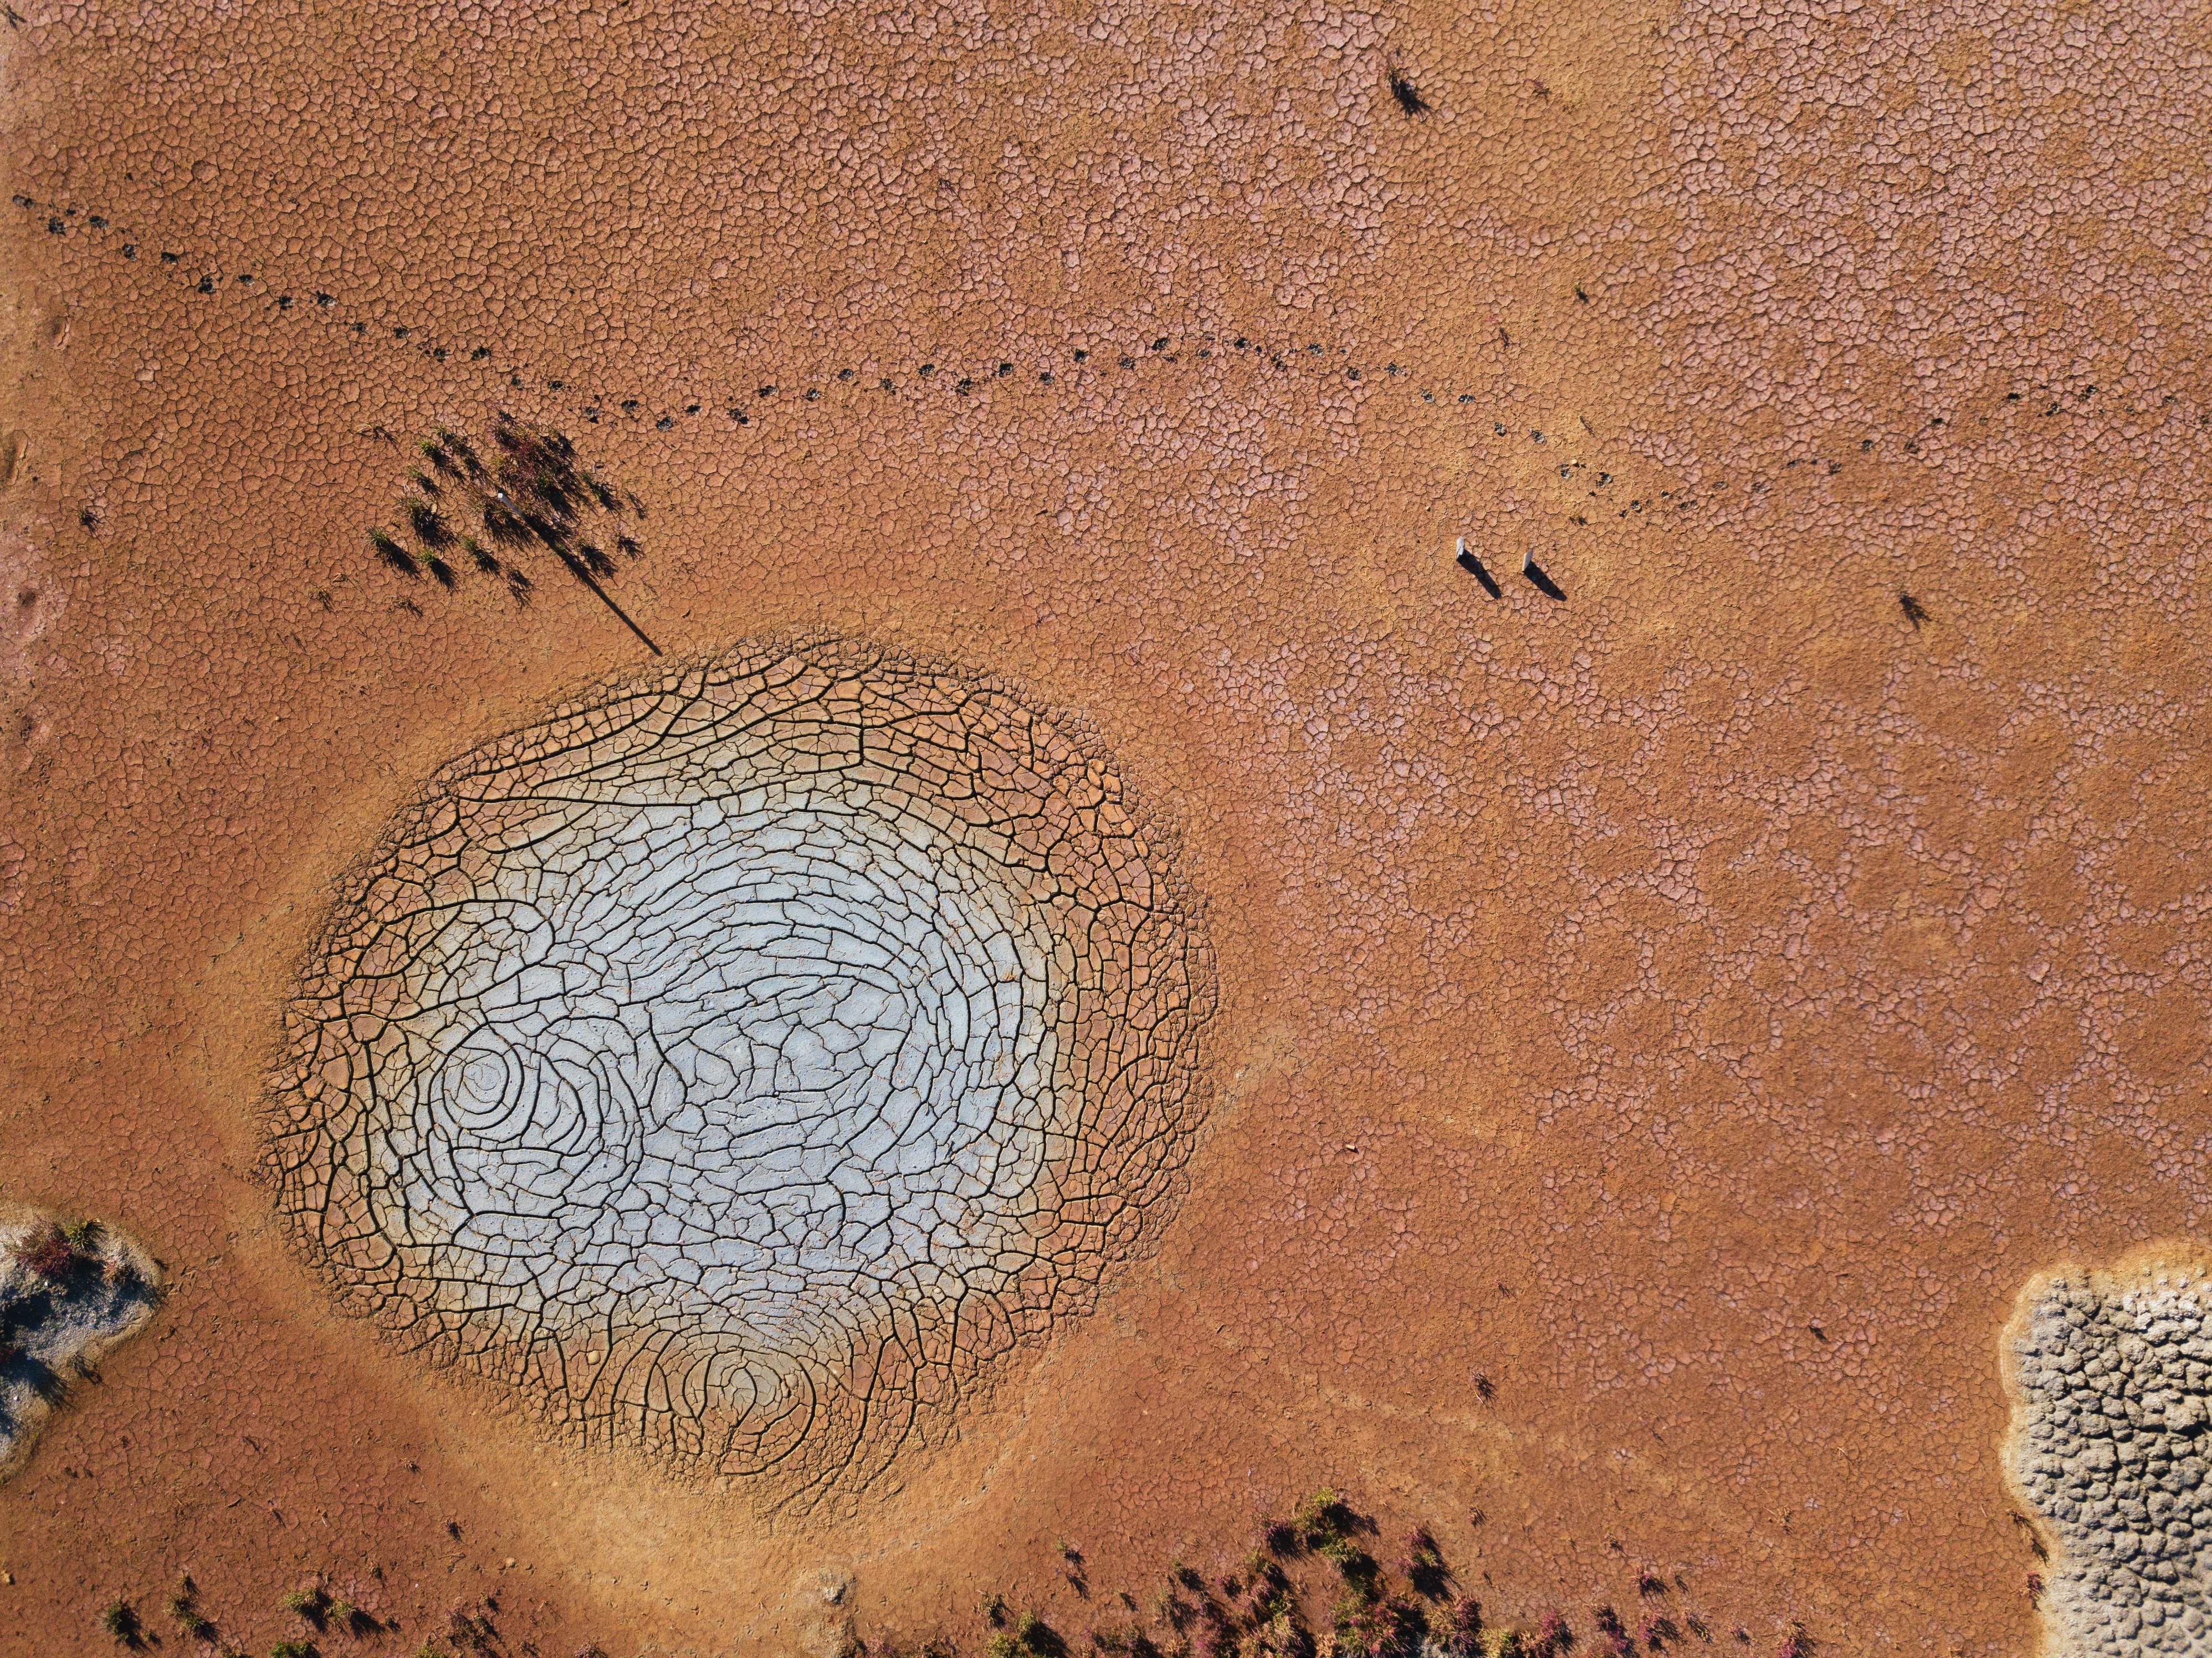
[269,641,1213,1494]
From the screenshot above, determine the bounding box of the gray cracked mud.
[1,1207,163,1484]
[2009,1255,2212,1656]
[269,640,1213,1496]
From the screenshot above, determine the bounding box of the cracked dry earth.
[272,644,1210,1500]
[2008,1249,2212,1656]
[1,0,2208,1654]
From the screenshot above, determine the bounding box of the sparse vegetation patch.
[361,414,661,653]
[1,1204,164,1485]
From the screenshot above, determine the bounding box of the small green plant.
[168,1574,214,1640]
[1436,1596,1482,1658]
[406,498,454,549]
[1292,1488,1351,1549]
[988,1639,1019,1658]
[1337,1589,1424,1658]
[172,1600,212,1638]
[101,1599,141,1644]
[980,1593,1007,1628]
[369,529,418,575]
[60,1216,100,1252]
[1320,1534,1378,1588]
[448,1604,498,1649]
[271,1642,319,1658]
[434,428,481,474]
[1401,1529,1447,1597]
[281,1583,333,1634]
[1247,1610,1313,1658]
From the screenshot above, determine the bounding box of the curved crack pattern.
[269,639,1213,1497]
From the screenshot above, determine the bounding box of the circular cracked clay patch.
[269,640,1213,1493]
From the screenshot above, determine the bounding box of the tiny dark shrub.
[19,1224,74,1278]
[368,529,417,575]
[101,1599,141,1644]
[1437,1596,1483,1658]
[406,499,454,548]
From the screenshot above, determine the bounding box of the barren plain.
[2,0,2209,1653]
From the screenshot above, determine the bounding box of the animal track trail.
[15,185,2166,598]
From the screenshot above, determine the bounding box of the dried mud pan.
[269,639,1213,1498]
[2005,1248,2212,1658]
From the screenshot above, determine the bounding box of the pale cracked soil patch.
[2006,1246,2212,1658]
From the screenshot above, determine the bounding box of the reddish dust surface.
[1,0,2207,1652]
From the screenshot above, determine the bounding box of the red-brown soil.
[2,0,2207,1652]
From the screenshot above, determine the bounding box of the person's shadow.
[1522,554,1567,602]
[1456,545,1502,597]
